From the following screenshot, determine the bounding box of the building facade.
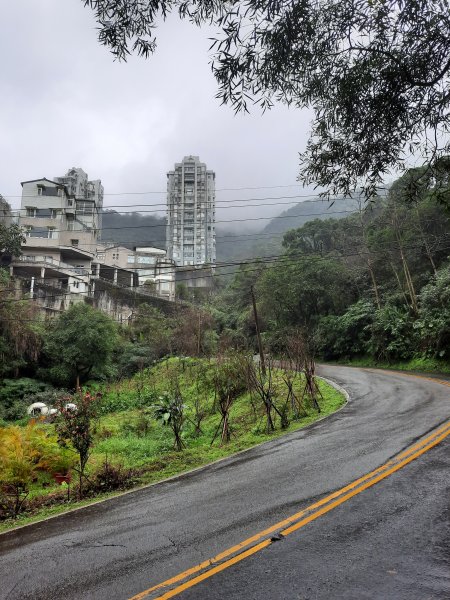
[166,156,216,267]
[94,244,175,299]
[11,177,97,293]
[54,167,104,237]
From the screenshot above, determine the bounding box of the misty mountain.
[262,197,360,234]
[101,211,166,249]
[100,198,360,262]
[216,198,360,262]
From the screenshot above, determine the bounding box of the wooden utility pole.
[197,311,202,356]
[251,285,266,376]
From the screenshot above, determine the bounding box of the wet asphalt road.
[0,366,449,600]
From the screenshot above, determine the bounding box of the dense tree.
[129,303,173,358]
[41,304,119,388]
[84,0,450,198]
[0,271,42,379]
[0,223,25,263]
[212,167,450,365]
[258,255,356,331]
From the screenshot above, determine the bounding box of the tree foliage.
[55,391,100,497]
[0,223,25,263]
[213,167,450,364]
[0,271,43,380]
[83,0,450,197]
[41,303,118,388]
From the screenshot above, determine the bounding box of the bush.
[89,456,137,493]
[0,379,52,421]
[367,304,418,362]
[415,266,450,358]
[0,422,62,518]
[316,300,374,360]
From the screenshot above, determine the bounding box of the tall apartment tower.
[166,156,216,266]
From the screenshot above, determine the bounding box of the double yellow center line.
[130,374,450,600]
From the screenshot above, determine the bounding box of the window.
[71,239,79,247]
[76,201,94,215]
[26,207,37,217]
[47,227,56,239]
[97,252,105,260]
[37,187,43,196]
[127,255,135,263]
[137,256,155,264]
[29,227,48,238]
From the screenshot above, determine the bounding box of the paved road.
[0,366,449,600]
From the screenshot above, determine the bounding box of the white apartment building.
[54,167,104,236]
[11,170,102,294]
[166,156,216,266]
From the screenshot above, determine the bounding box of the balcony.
[14,255,90,277]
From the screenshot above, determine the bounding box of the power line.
[3,239,449,315]
[3,184,388,200]
[10,195,366,215]
[18,209,363,235]
[10,230,450,284]
[13,211,445,249]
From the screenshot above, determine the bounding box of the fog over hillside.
[100,198,360,261]
[216,198,360,262]
[101,211,166,249]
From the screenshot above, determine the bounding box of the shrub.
[89,456,137,493]
[55,391,101,498]
[316,300,374,360]
[0,379,52,421]
[368,305,418,362]
[0,422,61,518]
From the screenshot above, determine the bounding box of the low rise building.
[94,244,175,300]
[11,177,95,294]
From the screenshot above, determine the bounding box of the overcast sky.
[0,0,319,227]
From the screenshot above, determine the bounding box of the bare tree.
[280,339,307,420]
[285,330,322,413]
[211,352,247,444]
[245,356,283,433]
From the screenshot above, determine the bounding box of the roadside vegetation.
[0,356,344,530]
[1,164,450,530]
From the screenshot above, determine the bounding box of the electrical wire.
[17,209,371,235]
[9,193,385,213]
[2,240,449,320]
[2,184,389,200]
[9,231,450,284]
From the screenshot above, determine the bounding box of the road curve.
[0,366,449,600]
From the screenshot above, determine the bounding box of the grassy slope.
[0,362,345,533]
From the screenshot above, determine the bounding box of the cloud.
[1,0,314,224]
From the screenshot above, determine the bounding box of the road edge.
[0,375,349,537]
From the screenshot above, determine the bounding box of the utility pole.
[251,285,266,376]
[197,310,202,356]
